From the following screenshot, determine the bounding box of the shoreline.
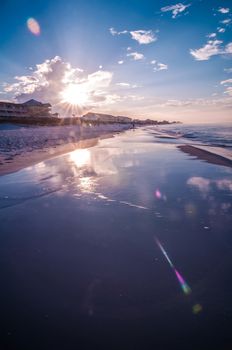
[0,136,105,176]
[178,144,232,168]
[0,124,131,176]
[1,124,232,176]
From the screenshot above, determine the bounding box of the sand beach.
[0,125,232,349]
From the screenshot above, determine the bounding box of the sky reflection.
[0,128,231,349]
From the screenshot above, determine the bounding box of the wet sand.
[0,135,109,176]
[0,128,232,350]
[0,123,131,176]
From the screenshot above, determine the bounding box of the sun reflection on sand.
[69,149,91,168]
[78,176,96,193]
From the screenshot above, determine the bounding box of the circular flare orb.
[27,18,40,36]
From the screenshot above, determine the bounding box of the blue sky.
[0,0,231,122]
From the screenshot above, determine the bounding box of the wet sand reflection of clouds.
[187,176,232,215]
[187,177,232,194]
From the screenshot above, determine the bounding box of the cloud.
[221,78,232,96]
[125,95,145,101]
[116,82,139,88]
[109,28,157,44]
[157,63,168,71]
[118,60,124,64]
[221,18,231,25]
[127,52,145,60]
[161,3,191,18]
[218,7,230,14]
[190,40,222,60]
[109,27,117,36]
[129,30,156,44]
[190,40,232,61]
[224,87,232,96]
[109,27,127,36]
[207,33,217,38]
[217,27,226,33]
[220,79,232,85]
[3,56,117,116]
[225,43,232,54]
[116,82,130,87]
[157,96,232,109]
[152,61,168,72]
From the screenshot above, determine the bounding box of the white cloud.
[129,30,156,44]
[161,3,191,18]
[116,82,130,87]
[190,40,223,60]
[221,18,231,24]
[126,95,145,101]
[207,33,217,38]
[3,56,117,116]
[221,78,232,96]
[150,60,157,64]
[116,82,139,88]
[153,62,168,72]
[127,52,145,60]
[118,60,124,64]
[217,27,226,33]
[109,27,117,36]
[157,96,232,109]
[220,79,232,85]
[109,27,127,36]
[225,43,232,54]
[218,7,230,14]
[224,86,232,96]
[109,28,157,44]
[158,63,168,70]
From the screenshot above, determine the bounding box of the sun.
[61,84,89,106]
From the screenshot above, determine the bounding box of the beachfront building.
[82,112,132,123]
[0,99,51,118]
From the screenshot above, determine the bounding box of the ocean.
[162,123,232,148]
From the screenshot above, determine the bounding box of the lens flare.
[27,18,40,36]
[174,269,191,295]
[192,303,202,314]
[155,237,192,296]
[155,189,162,199]
[155,238,174,268]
